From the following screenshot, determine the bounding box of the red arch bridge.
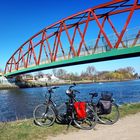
[4,0,140,77]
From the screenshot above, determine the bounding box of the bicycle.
[61,84,97,130]
[33,86,65,127]
[33,84,97,130]
[88,91,120,125]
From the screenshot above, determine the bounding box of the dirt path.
[48,112,140,140]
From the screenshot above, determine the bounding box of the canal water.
[0,80,140,122]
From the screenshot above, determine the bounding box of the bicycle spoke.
[33,104,56,126]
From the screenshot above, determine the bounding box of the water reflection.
[0,80,140,121]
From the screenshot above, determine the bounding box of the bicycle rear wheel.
[73,104,97,130]
[97,102,120,125]
[33,104,56,126]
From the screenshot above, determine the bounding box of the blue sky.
[0,0,140,74]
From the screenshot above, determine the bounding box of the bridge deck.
[4,45,140,77]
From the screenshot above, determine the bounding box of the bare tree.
[126,67,135,74]
[52,69,57,76]
[37,71,44,78]
[86,66,96,76]
[56,69,67,79]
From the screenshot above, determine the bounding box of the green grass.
[119,103,140,118]
[0,103,140,140]
[0,119,77,140]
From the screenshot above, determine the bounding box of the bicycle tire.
[33,104,56,126]
[97,102,120,125]
[73,104,97,130]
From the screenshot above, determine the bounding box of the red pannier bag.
[74,102,87,119]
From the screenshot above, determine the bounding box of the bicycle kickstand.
[67,118,73,131]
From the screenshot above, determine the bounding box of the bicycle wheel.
[56,102,67,123]
[73,104,97,130]
[33,104,56,126]
[97,102,120,125]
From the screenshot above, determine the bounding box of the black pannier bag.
[98,93,113,115]
[101,93,112,100]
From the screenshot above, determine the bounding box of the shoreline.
[0,78,139,90]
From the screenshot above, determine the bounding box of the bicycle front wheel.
[33,104,56,126]
[97,102,120,125]
[73,104,97,130]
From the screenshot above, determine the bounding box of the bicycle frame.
[44,93,61,118]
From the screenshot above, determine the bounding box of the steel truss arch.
[4,0,140,76]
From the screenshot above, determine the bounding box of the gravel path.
[48,112,140,140]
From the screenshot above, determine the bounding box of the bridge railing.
[14,26,140,72]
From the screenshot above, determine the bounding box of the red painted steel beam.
[68,26,77,58]
[53,24,63,61]
[114,0,138,48]
[63,22,77,56]
[107,17,127,48]
[91,10,113,49]
[77,12,90,56]
[132,30,140,46]
[93,16,107,53]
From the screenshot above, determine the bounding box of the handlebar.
[45,86,59,100]
[66,83,80,98]
[69,83,76,90]
[48,86,59,93]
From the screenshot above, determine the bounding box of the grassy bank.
[0,103,140,140]
[119,103,140,118]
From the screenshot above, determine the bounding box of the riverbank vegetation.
[17,66,140,88]
[0,103,140,140]
[0,66,139,89]
[52,66,139,81]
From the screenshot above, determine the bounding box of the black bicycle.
[33,86,65,126]
[88,91,120,125]
[33,84,97,130]
[61,84,97,130]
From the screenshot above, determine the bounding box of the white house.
[50,74,59,81]
[50,74,64,83]
[37,74,50,82]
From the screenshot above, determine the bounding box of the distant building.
[17,73,64,83]
[22,74,34,81]
[37,74,64,83]
[50,74,64,83]
[50,74,59,81]
[38,74,50,82]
